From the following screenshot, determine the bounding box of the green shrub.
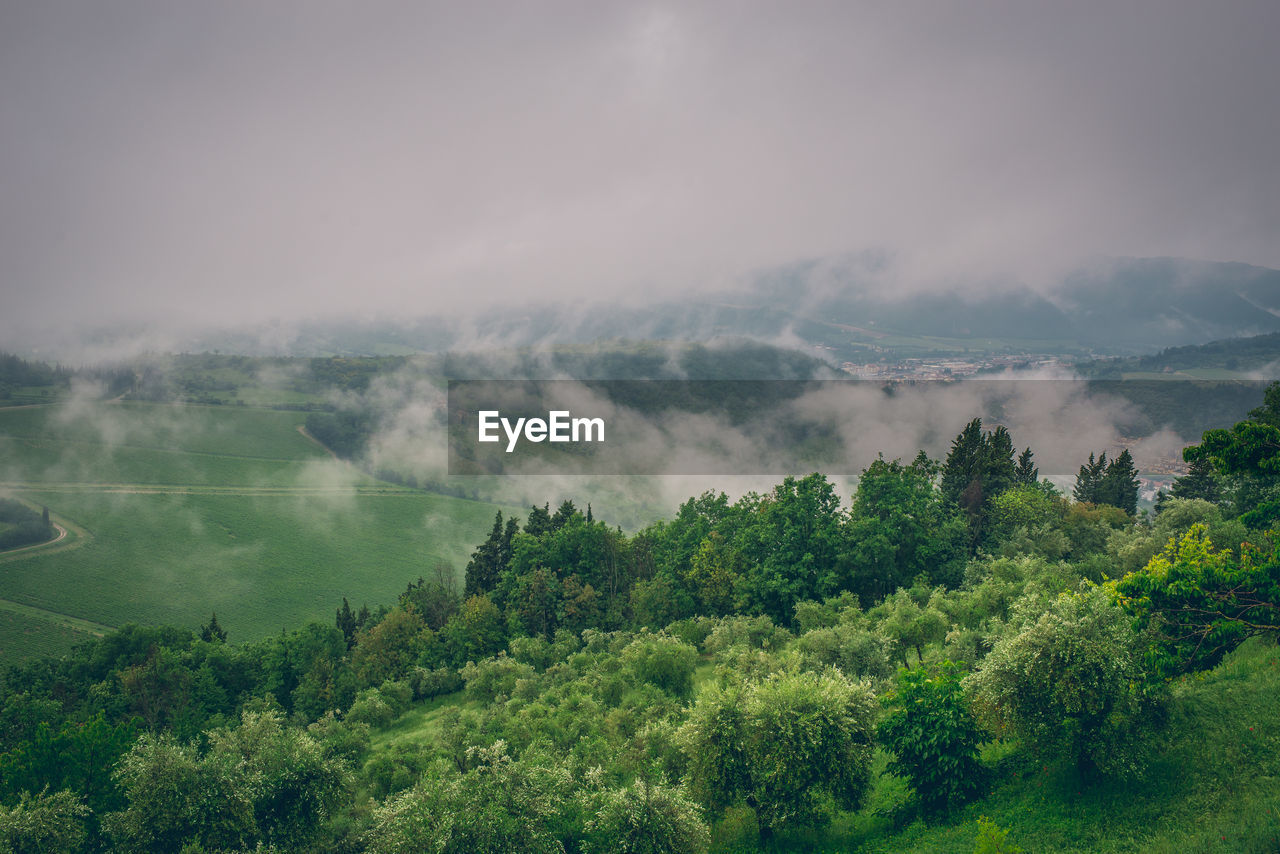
[878,661,985,814]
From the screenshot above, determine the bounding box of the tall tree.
[336,598,358,649]
[1073,451,1108,503]
[464,512,510,597]
[983,426,1017,497]
[525,504,553,538]
[1154,456,1222,513]
[1014,447,1038,485]
[941,418,986,506]
[1099,449,1140,514]
[199,613,227,644]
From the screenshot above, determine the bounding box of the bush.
[620,634,699,699]
[581,778,710,854]
[460,653,536,703]
[346,689,396,729]
[966,585,1164,778]
[795,622,894,681]
[680,669,877,836]
[408,666,463,700]
[878,661,985,814]
[0,789,90,853]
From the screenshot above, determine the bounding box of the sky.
[2,1,1278,342]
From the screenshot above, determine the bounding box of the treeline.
[0,499,54,550]
[1080,331,1280,376]
[0,353,131,404]
[2,394,1279,850]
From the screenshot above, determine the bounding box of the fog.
[3,1,1278,348]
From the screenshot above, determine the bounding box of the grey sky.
[2,1,1277,340]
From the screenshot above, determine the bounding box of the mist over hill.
[32,256,1271,363]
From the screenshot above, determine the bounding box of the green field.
[0,401,507,665]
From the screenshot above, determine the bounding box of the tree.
[870,587,949,667]
[734,474,849,623]
[200,612,227,644]
[1073,452,1108,503]
[1184,380,1280,527]
[847,457,968,602]
[941,419,1020,544]
[0,789,91,854]
[336,598,358,649]
[878,661,985,814]
[941,419,987,506]
[365,741,571,854]
[402,563,462,631]
[1014,447,1038,485]
[465,512,514,597]
[525,503,553,538]
[1154,456,1222,512]
[1112,523,1280,677]
[679,670,877,837]
[966,585,1162,778]
[1098,449,1140,515]
[582,778,710,854]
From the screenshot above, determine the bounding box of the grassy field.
[0,401,508,665]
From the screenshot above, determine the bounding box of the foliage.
[0,788,90,854]
[580,777,710,854]
[619,633,699,699]
[848,456,969,600]
[1113,523,1280,676]
[679,669,877,836]
[878,661,985,814]
[1074,449,1140,514]
[364,742,571,854]
[104,708,352,851]
[973,815,1025,854]
[1106,497,1248,576]
[0,499,54,552]
[1184,380,1280,527]
[966,585,1164,778]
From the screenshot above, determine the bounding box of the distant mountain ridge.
[36,257,1280,359]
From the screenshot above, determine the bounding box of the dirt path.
[0,522,67,556]
[297,424,341,460]
[0,510,91,565]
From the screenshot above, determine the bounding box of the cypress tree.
[983,426,1017,497]
[336,597,357,648]
[1074,452,1107,503]
[200,612,227,643]
[525,503,552,538]
[1099,449,1140,514]
[1014,447,1038,485]
[465,512,506,597]
[941,418,986,505]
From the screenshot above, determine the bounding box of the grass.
[0,608,96,663]
[0,400,511,663]
[748,637,1280,853]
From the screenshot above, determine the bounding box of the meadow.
[0,400,507,664]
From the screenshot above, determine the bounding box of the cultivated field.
[0,400,506,664]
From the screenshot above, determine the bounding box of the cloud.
[2,1,1277,345]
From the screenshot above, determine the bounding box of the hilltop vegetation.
[1,385,1278,851]
[1079,331,1280,379]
